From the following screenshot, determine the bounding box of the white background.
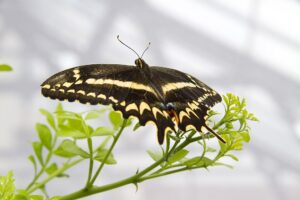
[1,0,300,199]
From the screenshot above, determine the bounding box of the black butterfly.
[41,37,224,144]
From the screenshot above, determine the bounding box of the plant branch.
[28,158,84,194]
[26,135,58,191]
[85,138,94,188]
[88,119,128,186]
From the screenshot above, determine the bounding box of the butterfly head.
[135,58,148,69]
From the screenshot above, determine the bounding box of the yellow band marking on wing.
[125,103,139,112]
[73,69,80,80]
[162,82,197,94]
[75,80,83,85]
[97,94,106,99]
[164,127,173,134]
[63,82,73,88]
[120,101,126,106]
[109,96,118,103]
[139,102,151,115]
[185,107,198,118]
[67,89,75,93]
[188,102,198,110]
[42,84,51,89]
[179,111,190,122]
[185,124,196,131]
[152,107,164,119]
[85,78,156,95]
[77,90,85,95]
[87,93,96,97]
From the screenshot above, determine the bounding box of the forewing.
[41,64,175,144]
[41,64,136,105]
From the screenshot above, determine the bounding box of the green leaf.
[92,127,115,137]
[94,149,117,165]
[240,131,250,142]
[0,171,15,200]
[30,195,44,200]
[231,143,243,150]
[226,154,239,161]
[54,139,89,158]
[49,197,62,200]
[206,147,217,153]
[56,111,81,121]
[133,122,141,131]
[183,157,213,167]
[147,150,162,162]
[45,163,58,175]
[57,125,86,139]
[39,108,56,130]
[125,117,133,127]
[36,123,52,150]
[109,111,123,129]
[32,142,43,165]
[45,163,69,178]
[28,155,37,175]
[168,149,189,164]
[85,111,101,120]
[55,103,63,113]
[213,162,234,169]
[0,64,12,71]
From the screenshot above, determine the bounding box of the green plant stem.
[138,166,204,182]
[60,134,189,200]
[61,156,165,200]
[26,136,58,190]
[60,127,225,200]
[88,119,128,187]
[85,138,94,188]
[28,158,84,194]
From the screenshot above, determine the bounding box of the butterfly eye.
[134,59,139,66]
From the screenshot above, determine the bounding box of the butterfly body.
[41,58,223,144]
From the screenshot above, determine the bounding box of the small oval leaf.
[54,139,89,158]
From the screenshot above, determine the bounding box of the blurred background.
[1,0,300,199]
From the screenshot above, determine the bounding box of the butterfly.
[41,36,224,144]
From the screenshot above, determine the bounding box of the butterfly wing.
[151,66,222,139]
[41,64,174,144]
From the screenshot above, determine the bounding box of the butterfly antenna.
[204,124,226,143]
[141,42,151,58]
[117,35,140,58]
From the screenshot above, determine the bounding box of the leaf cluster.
[16,104,129,199]
[1,93,258,200]
[142,93,258,180]
[0,171,15,200]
